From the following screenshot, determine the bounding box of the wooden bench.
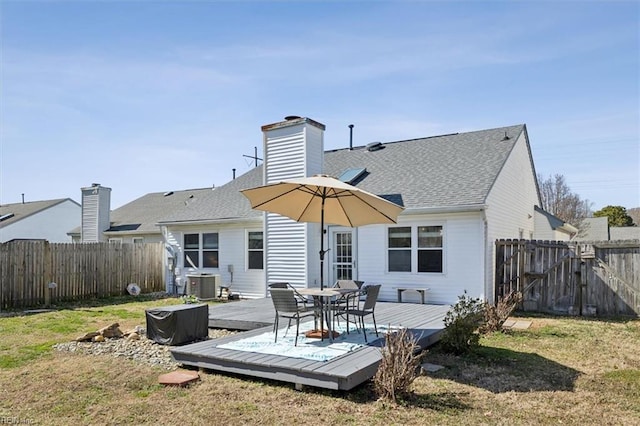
[394,287,430,304]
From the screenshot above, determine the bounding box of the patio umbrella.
[240,174,404,290]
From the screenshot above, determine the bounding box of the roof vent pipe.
[233,168,236,180]
[348,124,354,150]
[502,131,510,141]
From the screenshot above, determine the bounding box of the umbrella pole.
[319,195,326,291]
[319,196,326,339]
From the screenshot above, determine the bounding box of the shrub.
[482,291,523,333]
[181,294,199,304]
[373,327,421,403]
[440,291,485,354]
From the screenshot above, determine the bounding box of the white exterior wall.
[164,221,264,298]
[353,211,485,304]
[262,118,325,290]
[484,132,540,302]
[533,211,572,241]
[81,185,111,242]
[0,200,80,243]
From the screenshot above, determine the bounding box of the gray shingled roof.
[68,188,219,235]
[159,167,264,223]
[324,124,525,208]
[159,124,526,224]
[0,198,79,228]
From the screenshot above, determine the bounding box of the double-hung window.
[247,231,263,270]
[184,232,219,268]
[388,227,412,272]
[417,226,443,273]
[388,225,444,273]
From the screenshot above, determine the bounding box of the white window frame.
[387,224,445,274]
[183,232,219,269]
[417,225,444,273]
[246,230,264,270]
[108,238,122,244]
[387,226,412,273]
[132,237,144,244]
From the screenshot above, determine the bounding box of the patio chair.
[268,282,310,308]
[269,288,320,346]
[331,280,363,329]
[343,284,381,343]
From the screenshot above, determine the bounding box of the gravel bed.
[53,328,237,370]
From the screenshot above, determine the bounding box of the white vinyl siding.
[81,185,111,242]
[387,225,444,274]
[262,119,325,290]
[533,210,573,241]
[357,212,484,304]
[165,222,265,298]
[247,231,263,269]
[265,214,311,289]
[484,132,540,302]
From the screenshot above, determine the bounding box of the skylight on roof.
[338,168,366,184]
[0,213,15,222]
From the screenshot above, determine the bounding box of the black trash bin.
[145,303,208,345]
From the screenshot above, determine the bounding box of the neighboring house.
[153,116,553,304]
[0,198,80,243]
[575,217,610,241]
[576,217,640,241]
[610,226,640,240]
[533,206,578,241]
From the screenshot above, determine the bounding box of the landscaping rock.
[421,362,445,373]
[54,328,237,370]
[99,323,123,338]
[76,332,99,342]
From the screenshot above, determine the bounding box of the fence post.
[44,241,51,308]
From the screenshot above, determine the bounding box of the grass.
[0,296,638,425]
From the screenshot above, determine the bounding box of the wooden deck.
[171,299,449,390]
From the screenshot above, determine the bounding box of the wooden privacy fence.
[0,240,165,310]
[496,239,640,317]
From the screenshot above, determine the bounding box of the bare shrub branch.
[482,291,523,333]
[373,327,421,403]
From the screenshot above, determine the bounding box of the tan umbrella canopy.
[240,174,404,289]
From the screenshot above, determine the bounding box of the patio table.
[297,288,360,342]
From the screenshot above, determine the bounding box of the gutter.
[156,216,263,227]
[401,204,487,215]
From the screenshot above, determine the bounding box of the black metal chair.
[343,284,381,343]
[269,288,320,346]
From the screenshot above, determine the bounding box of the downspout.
[482,209,493,304]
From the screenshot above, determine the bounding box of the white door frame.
[329,227,357,285]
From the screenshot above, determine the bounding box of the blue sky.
[1,1,638,211]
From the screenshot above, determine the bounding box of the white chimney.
[261,116,326,184]
[81,183,111,242]
[261,116,326,291]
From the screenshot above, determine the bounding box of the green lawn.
[1,296,638,425]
